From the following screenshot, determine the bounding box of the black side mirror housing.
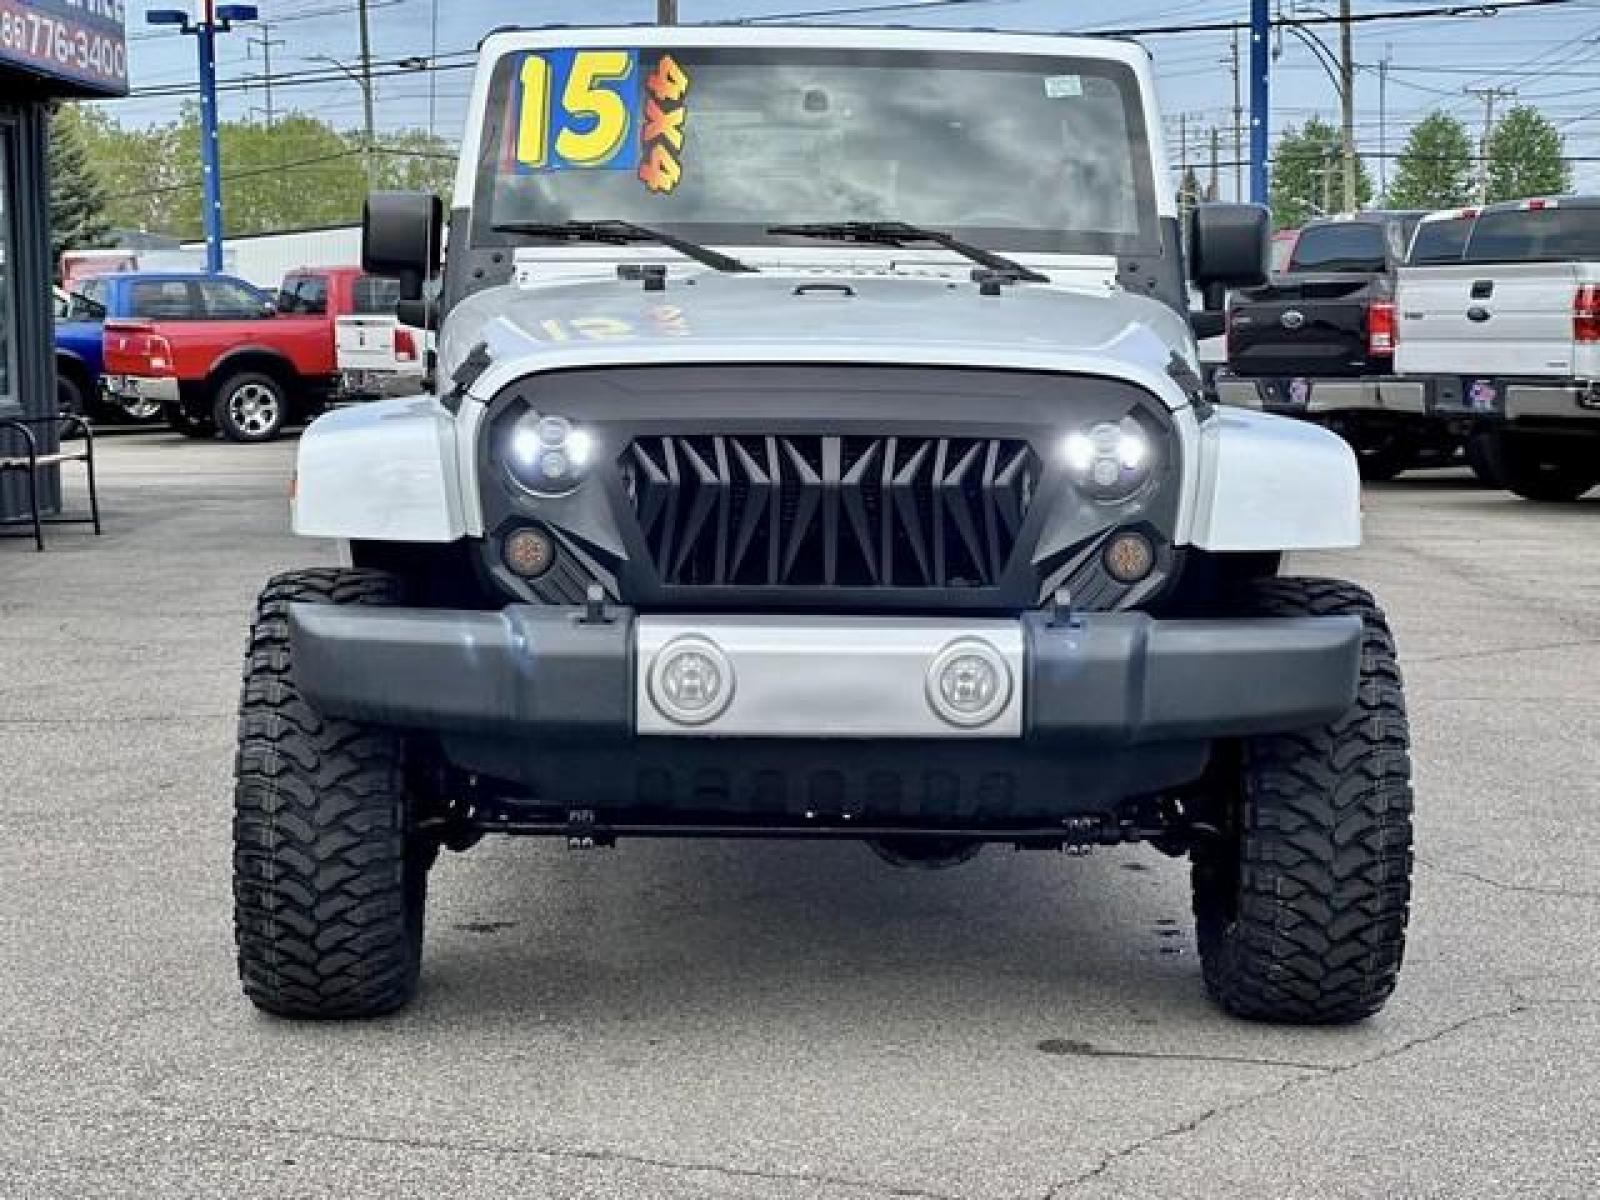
[396,298,439,332]
[363,191,443,302]
[1189,203,1271,291]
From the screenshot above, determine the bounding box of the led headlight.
[506,414,596,495]
[1061,418,1156,502]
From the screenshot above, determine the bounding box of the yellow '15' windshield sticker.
[510,49,691,194]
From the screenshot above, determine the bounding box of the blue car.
[55,271,269,424]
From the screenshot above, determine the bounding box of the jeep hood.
[448,270,1199,412]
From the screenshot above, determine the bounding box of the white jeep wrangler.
[233,26,1413,1024]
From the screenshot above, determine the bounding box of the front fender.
[1186,408,1361,552]
[292,398,467,542]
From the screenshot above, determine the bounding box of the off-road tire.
[214,372,289,443]
[1193,578,1413,1024]
[1482,432,1599,502]
[233,568,429,1019]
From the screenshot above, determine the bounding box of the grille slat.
[624,435,1040,589]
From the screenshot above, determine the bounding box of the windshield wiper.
[767,221,1048,284]
[490,219,757,274]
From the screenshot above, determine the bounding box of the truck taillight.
[1575,285,1600,343]
[106,324,176,375]
[394,327,419,362]
[1367,300,1397,358]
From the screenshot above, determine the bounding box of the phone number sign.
[0,0,127,95]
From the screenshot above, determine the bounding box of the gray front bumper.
[288,605,1361,745]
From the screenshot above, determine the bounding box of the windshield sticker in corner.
[510,50,691,194]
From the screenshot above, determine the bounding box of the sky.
[110,0,1600,200]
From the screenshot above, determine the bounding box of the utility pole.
[1338,0,1357,213]
[357,0,376,186]
[1378,45,1390,199]
[1230,30,1244,200]
[1467,85,1516,203]
[1249,0,1270,206]
[658,0,678,23]
[246,20,285,127]
[1208,126,1221,202]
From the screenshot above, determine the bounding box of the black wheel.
[1353,440,1410,483]
[1480,433,1598,502]
[164,401,217,439]
[233,568,430,1019]
[57,373,85,418]
[214,372,288,443]
[1463,433,1502,487]
[1192,578,1414,1025]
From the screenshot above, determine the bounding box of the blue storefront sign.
[0,0,128,96]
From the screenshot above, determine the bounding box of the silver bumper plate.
[635,616,1025,738]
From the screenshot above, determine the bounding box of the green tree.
[1486,105,1571,203]
[1270,117,1373,229]
[372,128,457,201]
[1176,166,1203,217]
[1387,111,1474,210]
[48,105,112,261]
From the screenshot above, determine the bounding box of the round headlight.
[507,413,596,494]
[1062,419,1156,502]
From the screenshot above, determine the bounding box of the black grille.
[621,435,1041,588]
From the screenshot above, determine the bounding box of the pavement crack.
[1047,1046,1332,1072]
[1044,1005,1529,1196]
[1405,636,1600,666]
[1417,856,1600,902]
[183,1116,961,1200]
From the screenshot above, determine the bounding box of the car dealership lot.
[2,433,1596,1199]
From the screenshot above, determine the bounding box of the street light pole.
[1249,0,1271,207]
[196,5,224,273]
[147,4,259,276]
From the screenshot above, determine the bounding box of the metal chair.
[0,414,102,551]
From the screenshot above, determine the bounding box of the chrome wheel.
[225,382,283,438]
[120,395,163,422]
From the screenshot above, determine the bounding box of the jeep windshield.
[472,45,1160,258]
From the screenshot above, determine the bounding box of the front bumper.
[1215,373,1426,416]
[100,374,180,406]
[289,604,1361,745]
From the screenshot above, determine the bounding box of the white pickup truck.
[1396,197,1600,500]
[333,275,429,401]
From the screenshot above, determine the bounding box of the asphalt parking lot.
[2,431,1597,1199]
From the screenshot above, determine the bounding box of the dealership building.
[0,0,128,523]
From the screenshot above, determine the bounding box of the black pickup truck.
[1214,210,1457,480]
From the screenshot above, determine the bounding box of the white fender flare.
[292,399,467,542]
[1184,407,1362,552]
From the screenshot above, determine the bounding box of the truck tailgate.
[1227,274,1376,378]
[336,315,404,372]
[1396,262,1583,378]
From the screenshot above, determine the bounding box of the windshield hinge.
[443,342,493,415]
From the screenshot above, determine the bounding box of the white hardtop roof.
[479,24,1150,66]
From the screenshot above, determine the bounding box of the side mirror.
[396,298,439,332]
[1189,203,1270,291]
[363,191,443,302]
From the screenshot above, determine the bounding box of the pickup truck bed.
[1215,211,1451,480]
[1394,198,1600,501]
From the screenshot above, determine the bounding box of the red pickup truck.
[103,266,396,443]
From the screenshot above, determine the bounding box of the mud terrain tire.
[1192,578,1414,1024]
[233,568,429,1018]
